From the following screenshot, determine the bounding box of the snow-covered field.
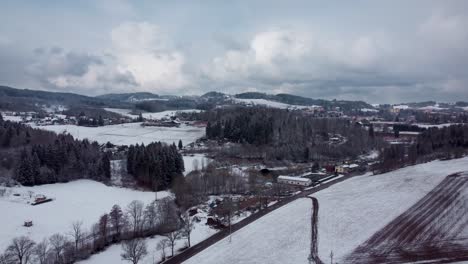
[1,113,23,122]
[32,122,205,146]
[104,108,201,120]
[232,98,317,110]
[0,180,167,251]
[184,157,468,264]
[415,123,463,128]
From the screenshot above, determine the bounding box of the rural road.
[162,173,358,264]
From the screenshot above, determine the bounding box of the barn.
[277,176,312,186]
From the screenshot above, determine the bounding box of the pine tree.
[178,139,183,150]
[98,115,104,126]
[109,205,124,239]
[100,153,111,179]
[369,124,375,139]
[2,127,13,147]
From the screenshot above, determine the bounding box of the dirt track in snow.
[308,197,324,264]
[346,172,468,263]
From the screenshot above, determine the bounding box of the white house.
[335,164,359,174]
[277,176,312,186]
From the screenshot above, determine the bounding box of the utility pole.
[330,251,334,264]
[228,197,233,243]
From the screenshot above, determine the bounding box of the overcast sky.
[1,0,467,103]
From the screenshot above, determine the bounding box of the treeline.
[135,98,199,113]
[127,142,184,190]
[378,124,468,172]
[15,138,110,186]
[0,115,110,186]
[416,124,468,157]
[0,198,180,264]
[202,107,377,161]
[206,110,274,145]
[77,116,105,127]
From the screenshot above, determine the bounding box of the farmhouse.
[335,164,359,174]
[277,176,312,186]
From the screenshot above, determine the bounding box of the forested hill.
[234,92,373,111]
[0,85,130,111]
[0,85,373,113]
[203,107,376,161]
[96,92,161,102]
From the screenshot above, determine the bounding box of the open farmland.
[33,122,205,146]
[104,108,202,120]
[0,180,168,251]
[346,172,468,263]
[183,157,468,264]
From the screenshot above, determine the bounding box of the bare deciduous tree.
[49,233,67,263]
[144,201,159,233]
[182,212,194,248]
[164,230,181,257]
[156,239,169,261]
[33,239,49,264]
[69,221,84,251]
[0,253,13,264]
[110,204,125,239]
[126,200,145,236]
[99,214,109,244]
[121,239,148,264]
[6,236,36,264]
[90,223,100,249]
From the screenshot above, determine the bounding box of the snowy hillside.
[0,180,167,251]
[104,108,201,120]
[184,157,468,264]
[32,122,205,146]
[232,98,317,110]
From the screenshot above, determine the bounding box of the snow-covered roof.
[399,131,421,135]
[360,108,378,112]
[393,105,409,109]
[342,164,359,168]
[278,176,311,182]
[418,105,447,111]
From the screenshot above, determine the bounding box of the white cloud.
[419,13,468,47]
[204,29,387,87]
[40,22,189,94]
[110,22,188,91]
[251,30,311,65]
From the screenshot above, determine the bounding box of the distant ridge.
[0,85,130,111]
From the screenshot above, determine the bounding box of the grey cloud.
[1,1,468,102]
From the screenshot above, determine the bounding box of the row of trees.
[127,142,184,190]
[0,198,187,264]
[378,125,468,172]
[14,138,110,186]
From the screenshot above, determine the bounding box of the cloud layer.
[0,0,467,103]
